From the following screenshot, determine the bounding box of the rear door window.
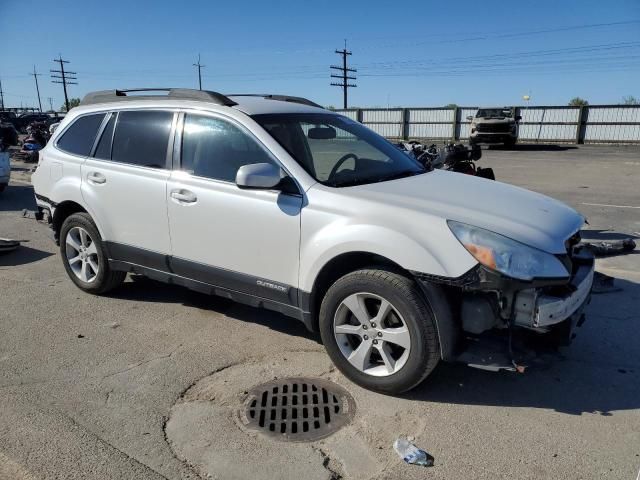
[56,113,106,156]
[93,113,116,160]
[111,110,173,168]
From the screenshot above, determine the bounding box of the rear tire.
[319,268,440,394]
[60,212,126,294]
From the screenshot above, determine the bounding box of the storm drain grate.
[240,377,356,442]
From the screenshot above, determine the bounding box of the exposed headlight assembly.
[448,220,569,281]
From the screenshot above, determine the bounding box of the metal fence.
[334,105,640,144]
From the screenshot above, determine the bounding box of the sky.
[0,0,639,110]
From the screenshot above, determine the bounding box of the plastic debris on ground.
[0,238,20,254]
[393,437,434,467]
[579,238,636,257]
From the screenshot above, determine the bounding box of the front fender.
[299,221,476,292]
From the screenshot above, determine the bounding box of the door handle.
[87,172,106,184]
[170,189,197,204]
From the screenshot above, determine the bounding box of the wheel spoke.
[86,242,98,256]
[377,342,397,374]
[68,255,82,265]
[79,229,89,248]
[373,298,393,326]
[347,341,372,371]
[334,324,361,336]
[381,326,411,349]
[342,293,370,326]
[87,257,99,274]
[66,233,81,251]
[80,261,90,282]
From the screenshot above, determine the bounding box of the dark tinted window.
[94,113,116,160]
[56,113,105,156]
[181,114,276,182]
[111,110,173,168]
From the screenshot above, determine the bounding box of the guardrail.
[334,105,640,144]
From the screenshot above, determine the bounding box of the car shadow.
[0,184,36,212]
[0,245,53,266]
[107,275,320,343]
[404,277,640,416]
[489,144,578,151]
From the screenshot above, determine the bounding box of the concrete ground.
[0,144,639,480]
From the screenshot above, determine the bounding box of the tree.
[622,95,639,105]
[568,97,589,107]
[60,98,81,112]
[444,103,458,108]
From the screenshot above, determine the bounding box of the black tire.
[319,268,440,394]
[504,138,516,148]
[59,212,126,294]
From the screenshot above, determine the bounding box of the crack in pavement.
[102,345,183,379]
[312,446,345,480]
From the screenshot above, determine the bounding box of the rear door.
[166,112,302,305]
[81,109,176,269]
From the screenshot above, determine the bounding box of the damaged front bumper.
[514,256,594,330]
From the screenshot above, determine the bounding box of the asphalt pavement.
[1,144,639,480]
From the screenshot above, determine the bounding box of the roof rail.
[228,94,323,109]
[80,88,238,107]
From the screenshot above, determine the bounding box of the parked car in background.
[0,149,10,193]
[468,107,521,147]
[31,88,594,394]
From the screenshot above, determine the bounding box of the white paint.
[582,202,640,209]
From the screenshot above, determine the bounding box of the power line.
[0,78,4,110]
[29,65,43,112]
[50,55,78,112]
[48,97,54,111]
[330,40,357,109]
[193,54,205,90]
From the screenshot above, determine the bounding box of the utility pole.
[193,54,205,90]
[48,97,54,112]
[50,55,78,112]
[0,77,4,110]
[330,40,357,109]
[29,65,43,112]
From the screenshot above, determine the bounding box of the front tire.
[60,212,126,294]
[319,268,440,394]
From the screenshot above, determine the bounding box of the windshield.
[476,109,512,118]
[253,113,425,187]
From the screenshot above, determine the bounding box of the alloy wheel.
[65,226,99,283]
[333,292,411,377]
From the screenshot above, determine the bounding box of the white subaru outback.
[31,89,594,393]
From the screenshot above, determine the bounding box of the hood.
[347,170,583,254]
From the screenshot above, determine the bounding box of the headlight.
[447,220,569,281]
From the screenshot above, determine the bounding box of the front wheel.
[319,268,440,394]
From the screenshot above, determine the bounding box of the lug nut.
[363,335,369,340]
[372,339,378,345]
[371,323,376,328]
[362,325,368,330]
[377,332,382,337]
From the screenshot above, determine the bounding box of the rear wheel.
[60,212,126,294]
[319,268,440,394]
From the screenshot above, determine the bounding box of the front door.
[166,112,303,305]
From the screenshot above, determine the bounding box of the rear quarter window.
[56,113,106,156]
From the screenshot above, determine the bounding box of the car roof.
[77,89,327,116]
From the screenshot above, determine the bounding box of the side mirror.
[236,163,282,189]
[515,115,522,122]
[466,115,473,121]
